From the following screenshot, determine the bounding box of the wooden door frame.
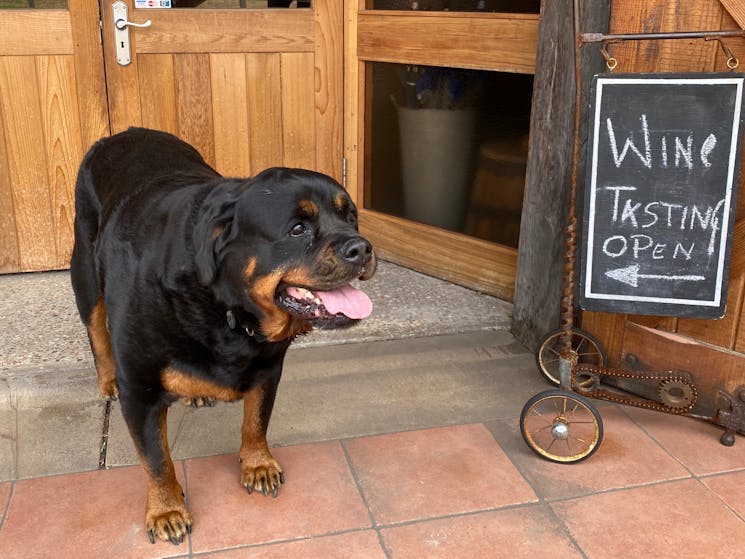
[344,1,539,301]
[510,0,611,351]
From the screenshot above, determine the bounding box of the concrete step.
[0,261,511,373]
[0,261,545,481]
[0,331,548,481]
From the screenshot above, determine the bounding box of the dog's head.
[194,168,376,342]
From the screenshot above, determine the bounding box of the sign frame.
[579,72,745,318]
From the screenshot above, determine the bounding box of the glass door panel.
[366,0,539,13]
[165,1,310,7]
[351,6,539,298]
[365,62,532,248]
[0,1,67,7]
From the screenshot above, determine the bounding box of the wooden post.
[511,0,610,351]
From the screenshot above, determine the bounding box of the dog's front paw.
[145,487,192,545]
[98,378,119,401]
[240,452,284,498]
[146,508,192,546]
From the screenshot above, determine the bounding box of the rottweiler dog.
[70,128,376,545]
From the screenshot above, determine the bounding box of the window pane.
[365,62,532,248]
[367,0,538,13]
[0,1,67,8]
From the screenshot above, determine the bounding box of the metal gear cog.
[657,379,697,410]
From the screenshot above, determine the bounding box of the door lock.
[112,1,152,66]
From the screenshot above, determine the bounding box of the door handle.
[115,18,152,31]
[112,1,152,67]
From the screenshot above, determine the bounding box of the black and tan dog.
[70,128,376,545]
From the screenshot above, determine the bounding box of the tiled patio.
[1,405,744,558]
[1,265,744,558]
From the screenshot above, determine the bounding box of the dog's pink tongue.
[317,284,373,319]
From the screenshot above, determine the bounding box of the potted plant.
[393,65,484,231]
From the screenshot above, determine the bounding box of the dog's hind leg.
[71,211,118,400]
[86,299,118,400]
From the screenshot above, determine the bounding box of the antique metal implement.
[519,0,745,463]
[572,363,699,415]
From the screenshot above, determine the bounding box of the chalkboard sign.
[580,73,745,318]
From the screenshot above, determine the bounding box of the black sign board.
[579,73,745,318]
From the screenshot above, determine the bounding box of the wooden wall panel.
[579,311,626,364]
[174,54,216,168]
[720,0,745,28]
[718,8,745,75]
[0,57,56,271]
[734,280,745,352]
[657,2,722,71]
[608,0,723,72]
[211,54,251,178]
[138,55,179,136]
[246,53,283,172]
[280,53,315,169]
[728,219,745,350]
[37,55,84,269]
[678,275,745,348]
[0,108,20,273]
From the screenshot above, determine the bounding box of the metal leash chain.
[573,364,699,415]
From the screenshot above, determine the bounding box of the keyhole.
[120,41,125,48]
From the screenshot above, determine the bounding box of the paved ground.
[2,374,745,557]
[2,263,744,557]
[0,261,516,480]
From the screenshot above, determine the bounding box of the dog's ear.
[193,184,241,285]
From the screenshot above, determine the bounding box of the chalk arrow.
[605,264,705,288]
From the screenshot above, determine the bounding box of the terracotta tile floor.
[1,405,745,558]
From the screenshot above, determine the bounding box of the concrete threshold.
[0,262,546,482]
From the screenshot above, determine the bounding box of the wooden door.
[344,1,539,300]
[100,0,342,181]
[0,1,108,273]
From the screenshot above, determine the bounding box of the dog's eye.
[289,223,307,237]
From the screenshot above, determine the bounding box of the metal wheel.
[520,389,603,463]
[535,328,606,386]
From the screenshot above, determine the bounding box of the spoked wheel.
[520,389,603,463]
[535,328,607,386]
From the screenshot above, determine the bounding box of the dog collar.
[226,309,260,339]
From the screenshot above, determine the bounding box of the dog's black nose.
[341,237,373,266]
